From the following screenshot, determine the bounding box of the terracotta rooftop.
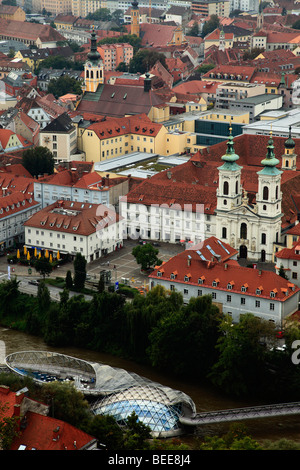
[11,411,96,450]
[0,18,65,43]
[150,247,299,301]
[86,113,163,140]
[24,200,120,236]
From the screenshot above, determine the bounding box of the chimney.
[258,270,262,276]
[144,73,151,92]
[224,263,228,270]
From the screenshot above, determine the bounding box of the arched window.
[90,70,94,79]
[222,227,227,239]
[96,70,99,79]
[263,186,269,201]
[223,181,229,195]
[240,223,247,240]
[235,180,239,195]
[275,185,279,199]
[261,233,266,244]
[86,69,89,78]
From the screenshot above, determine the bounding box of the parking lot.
[0,240,185,289]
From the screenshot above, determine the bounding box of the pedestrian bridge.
[179,402,300,426]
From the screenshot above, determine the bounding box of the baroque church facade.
[121,127,297,263]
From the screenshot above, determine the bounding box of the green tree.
[34,258,52,279]
[84,414,123,450]
[65,270,73,289]
[73,253,87,290]
[86,7,112,21]
[48,75,82,98]
[129,49,168,74]
[201,14,220,38]
[22,146,54,178]
[39,382,91,429]
[97,34,142,53]
[132,243,161,271]
[148,295,222,377]
[278,264,288,279]
[189,22,199,37]
[122,412,151,450]
[37,280,51,311]
[209,314,276,396]
[197,63,215,74]
[0,403,20,450]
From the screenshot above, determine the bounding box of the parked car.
[28,280,39,286]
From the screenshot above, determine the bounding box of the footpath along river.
[1,326,300,446]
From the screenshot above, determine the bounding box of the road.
[18,278,93,302]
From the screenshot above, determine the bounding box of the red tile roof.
[0,18,65,43]
[205,28,234,41]
[173,80,219,95]
[24,200,120,236]
[87,114,163,140]
[11,411,96,450]
[202,64,257,81]
[276,239,300,261]
[126,134,300,228]
[150,247,299,301]
[139,23,187,47]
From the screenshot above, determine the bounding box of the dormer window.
[227,283,232,290]
[198,277,204,284]
[270,291,276,298]
[256,288,261,295]
[184,274,191,282]
[241,285,248,292]
[212,279,219,287]
[157,271,162,277]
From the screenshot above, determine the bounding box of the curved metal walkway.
[179,402,300,426]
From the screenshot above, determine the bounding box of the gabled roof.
[78,83,166,117]
[150,246,299,301]
[86,114,163,140]
[41,112,74,133]
[0,18,65,43]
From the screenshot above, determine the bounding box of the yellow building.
[0,4,25,21]
[77,113,200,162]
[197,109,250,125]
[71,0,106,18]
[40,0,72,16]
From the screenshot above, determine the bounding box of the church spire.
[219,123,240,169]
[259,130,280,174]
[87,30,101,62]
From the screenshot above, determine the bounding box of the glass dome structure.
[5,351,196,437]
[92,384,194,437]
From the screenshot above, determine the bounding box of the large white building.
[121,128,288,262]
[149,237,300,326]
[24,200,123,263]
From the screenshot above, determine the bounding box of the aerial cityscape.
[1,0,300,455]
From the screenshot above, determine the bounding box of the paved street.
[0,240,185,290]
[0,239,276,292]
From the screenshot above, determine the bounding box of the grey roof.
[41,112,74,133]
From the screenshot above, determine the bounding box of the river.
[1,326,300,446]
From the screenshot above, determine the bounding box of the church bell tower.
[84,30,104,93]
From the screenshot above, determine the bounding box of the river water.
[1,326,300,446]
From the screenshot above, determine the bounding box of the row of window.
[176,286,276,310]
